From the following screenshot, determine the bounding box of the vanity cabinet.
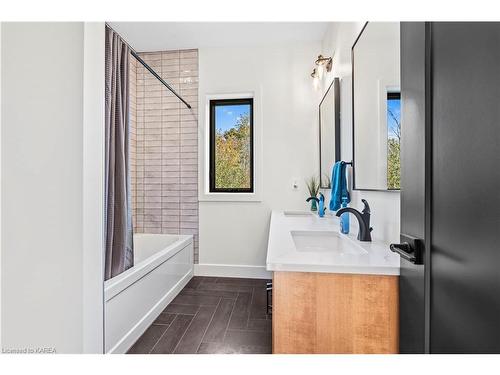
[272,271,399,354]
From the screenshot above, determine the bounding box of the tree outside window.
[209,98,254,193]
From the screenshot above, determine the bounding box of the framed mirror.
[319,77,340,189]
[352,22,401,191]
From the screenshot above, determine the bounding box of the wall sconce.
[310,54,333,83]
[314,54,333,80]
[311,68,319,89]
[315,54,333,71]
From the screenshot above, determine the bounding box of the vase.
[310,199,318,212]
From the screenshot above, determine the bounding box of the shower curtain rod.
[130,50,192,109]
[106,24,192,109]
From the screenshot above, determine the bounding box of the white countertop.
[266,211,400,276]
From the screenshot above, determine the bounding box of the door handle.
[390,234,424,265]
[390,243,416,263]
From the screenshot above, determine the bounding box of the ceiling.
[108,22,330,52]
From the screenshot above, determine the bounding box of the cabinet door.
[273,272,398,354]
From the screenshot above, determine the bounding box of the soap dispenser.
[340,197,349,234]
[318,192,326,218]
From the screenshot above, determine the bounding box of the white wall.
[1,22,104,353]
[0,22,3,350]
[321,22,400,244]
[197,43,322,276]
[82,22,105,354]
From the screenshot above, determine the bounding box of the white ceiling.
[108,22,330,52]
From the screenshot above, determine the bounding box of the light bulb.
[313,76,319,90]
[317,64,324,80]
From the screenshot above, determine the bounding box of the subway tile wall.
[129,49,199,263]
[130,55,138,228]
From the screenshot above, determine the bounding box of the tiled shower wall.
[130,56,138,223]
[129,50,199,263]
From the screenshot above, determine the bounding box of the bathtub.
[104,233,193,353]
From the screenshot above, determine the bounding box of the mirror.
[352,22,401,191]
[319,77,340,189]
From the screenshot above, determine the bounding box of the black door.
[430,22,500,353]
[400,22,500,353]
[399,22,428,354]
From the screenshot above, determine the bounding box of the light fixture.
[310,54,333,83]
[315,54,333,73]
[311,68,320,89]
[317,64,325,79]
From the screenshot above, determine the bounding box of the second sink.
[283,211,313,217]
[291,230,367,255]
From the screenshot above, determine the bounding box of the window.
[209,98,254,193]
[387,92,401,190]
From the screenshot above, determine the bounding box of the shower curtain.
[104,26,134,280]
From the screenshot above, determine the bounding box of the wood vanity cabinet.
[272,271,399,354]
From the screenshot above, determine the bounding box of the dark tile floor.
[127,276,272,354]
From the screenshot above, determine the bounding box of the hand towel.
[329,161,350,211]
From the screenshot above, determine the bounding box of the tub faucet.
[335,199,373,241]
[306,193,326,217]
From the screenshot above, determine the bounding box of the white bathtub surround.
[104,234,193,354]
[266,211,400,275]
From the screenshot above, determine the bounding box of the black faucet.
[335,199,373,242]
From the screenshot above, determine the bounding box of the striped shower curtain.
[104,26,134,280]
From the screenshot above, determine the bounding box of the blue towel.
[329,161,350,211]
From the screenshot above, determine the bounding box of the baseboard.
[107,268,193,354]
[194,263,271,279]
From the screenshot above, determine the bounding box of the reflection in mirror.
[352,22,400,191]
[319,78,340,188]
[387,91,401,189]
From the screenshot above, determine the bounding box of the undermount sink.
[291,230,367,255]
[283,211,313,217]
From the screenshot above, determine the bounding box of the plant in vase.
[306,176,320,211]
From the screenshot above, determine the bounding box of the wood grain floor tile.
[163,303,199,315]
[152,312,176,325]
[173,305,217,354]
[202,298,235,343]
[150,314,193,354]
[128,277,272,355]
[127,325,169,354]
[197,342,271,354]
[172,293,221,306]
[224,329,272,347]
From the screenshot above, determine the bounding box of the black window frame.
[209,98,254,193]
